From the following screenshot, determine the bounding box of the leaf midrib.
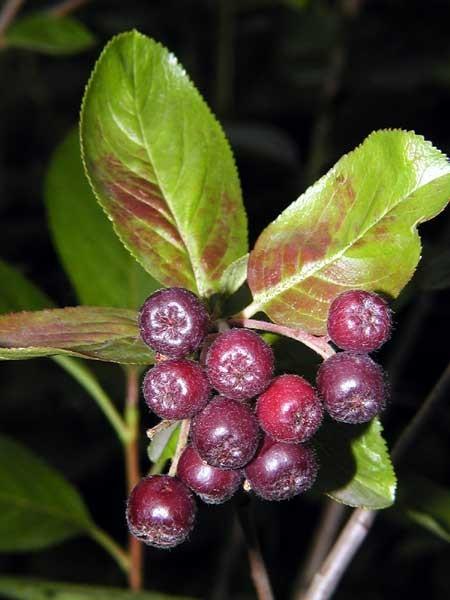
[130,34,201,295]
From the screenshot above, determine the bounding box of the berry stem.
[168,419,191,477]
[124,366,143,591]
[301,360,450,600]
[236,498,275,600]
[229,318,335,360]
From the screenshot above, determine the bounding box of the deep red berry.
[244,437,318,501]
[192,396,260,469]
[317,351,386,424]
[143,359,210,420]
[126,475,196,548]
[139,288,209,358]
[178,444,243,504]
[256,374,323,443]
[327,290,392,352]
[205,329,274,400]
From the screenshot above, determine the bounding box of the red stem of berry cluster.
[229,318,335,360]
[50,0,91,17]
[125,367,143,592]
[0,0,24,38]
[299,360,450,600]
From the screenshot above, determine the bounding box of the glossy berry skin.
[205,328,274,400]
[178,444,243,504]
[244,437,318,501]
[126,475,196,549]
[256,374,323,443]
[317,351,386,424]
[143,359,210,420]
[327,290,392,352]
[139,288,209,358]
[192,396,260,469]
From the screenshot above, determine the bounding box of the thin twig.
[168,419,190,476]
[0,0,24,37]
[303,0,364,185]
[50,0,91,17]
[229,318,335,360]
[236,498,275,600]
[124,367,143,591]
[291,500,346,600]
[302,360,450,600]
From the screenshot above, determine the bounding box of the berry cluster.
[126,287,391,549]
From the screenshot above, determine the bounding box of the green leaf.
[219,253,249,296]
[0,578,195,600]
[81,31,247,298]
[0,259,53,313]
[4,14,95,55]
[0,307,153,364]
[45,128,159,308]
[148,423,180,474]
[0,436,93,551]
[315,418,397,509]
[246,130,450,334]
[401,475,450,543]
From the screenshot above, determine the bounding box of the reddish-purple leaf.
[0,307,153,364]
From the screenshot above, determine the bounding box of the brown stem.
[0,0,24,37]
[291,500,346,600]
[237,498,275,600]
[50,0,91,17]
[302,360,450,600]
[229,318,335,360]
[124,366,143,591]
[168,419,190,477]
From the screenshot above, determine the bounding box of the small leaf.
[0,259,53,313]
[0,307,153,364]
[315,418,397,509]
[219,254,249,296]
[0,578,195,600]
[147,422,180,463]
[401,475,450,543]
[81,31,247,298]
[0,436,93,551]
[4,14,95,55]
[45,129,159,308]
[247,130,450,334]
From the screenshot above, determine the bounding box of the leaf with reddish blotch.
[246,130,450,333]
[0,307,153,364]
[81,31,247,298]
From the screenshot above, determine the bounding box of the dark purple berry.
[126,475,196,548]
[178,444,243,504]
[256,374,323,443]
[317,351,386,424]
[327,290,392,352]
[245,437,318,501]
[192,396,260,469]
[205,329,274,400]
[143,359,210,420]
[139,288,209,358]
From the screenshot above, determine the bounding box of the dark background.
[0,0,449,598]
